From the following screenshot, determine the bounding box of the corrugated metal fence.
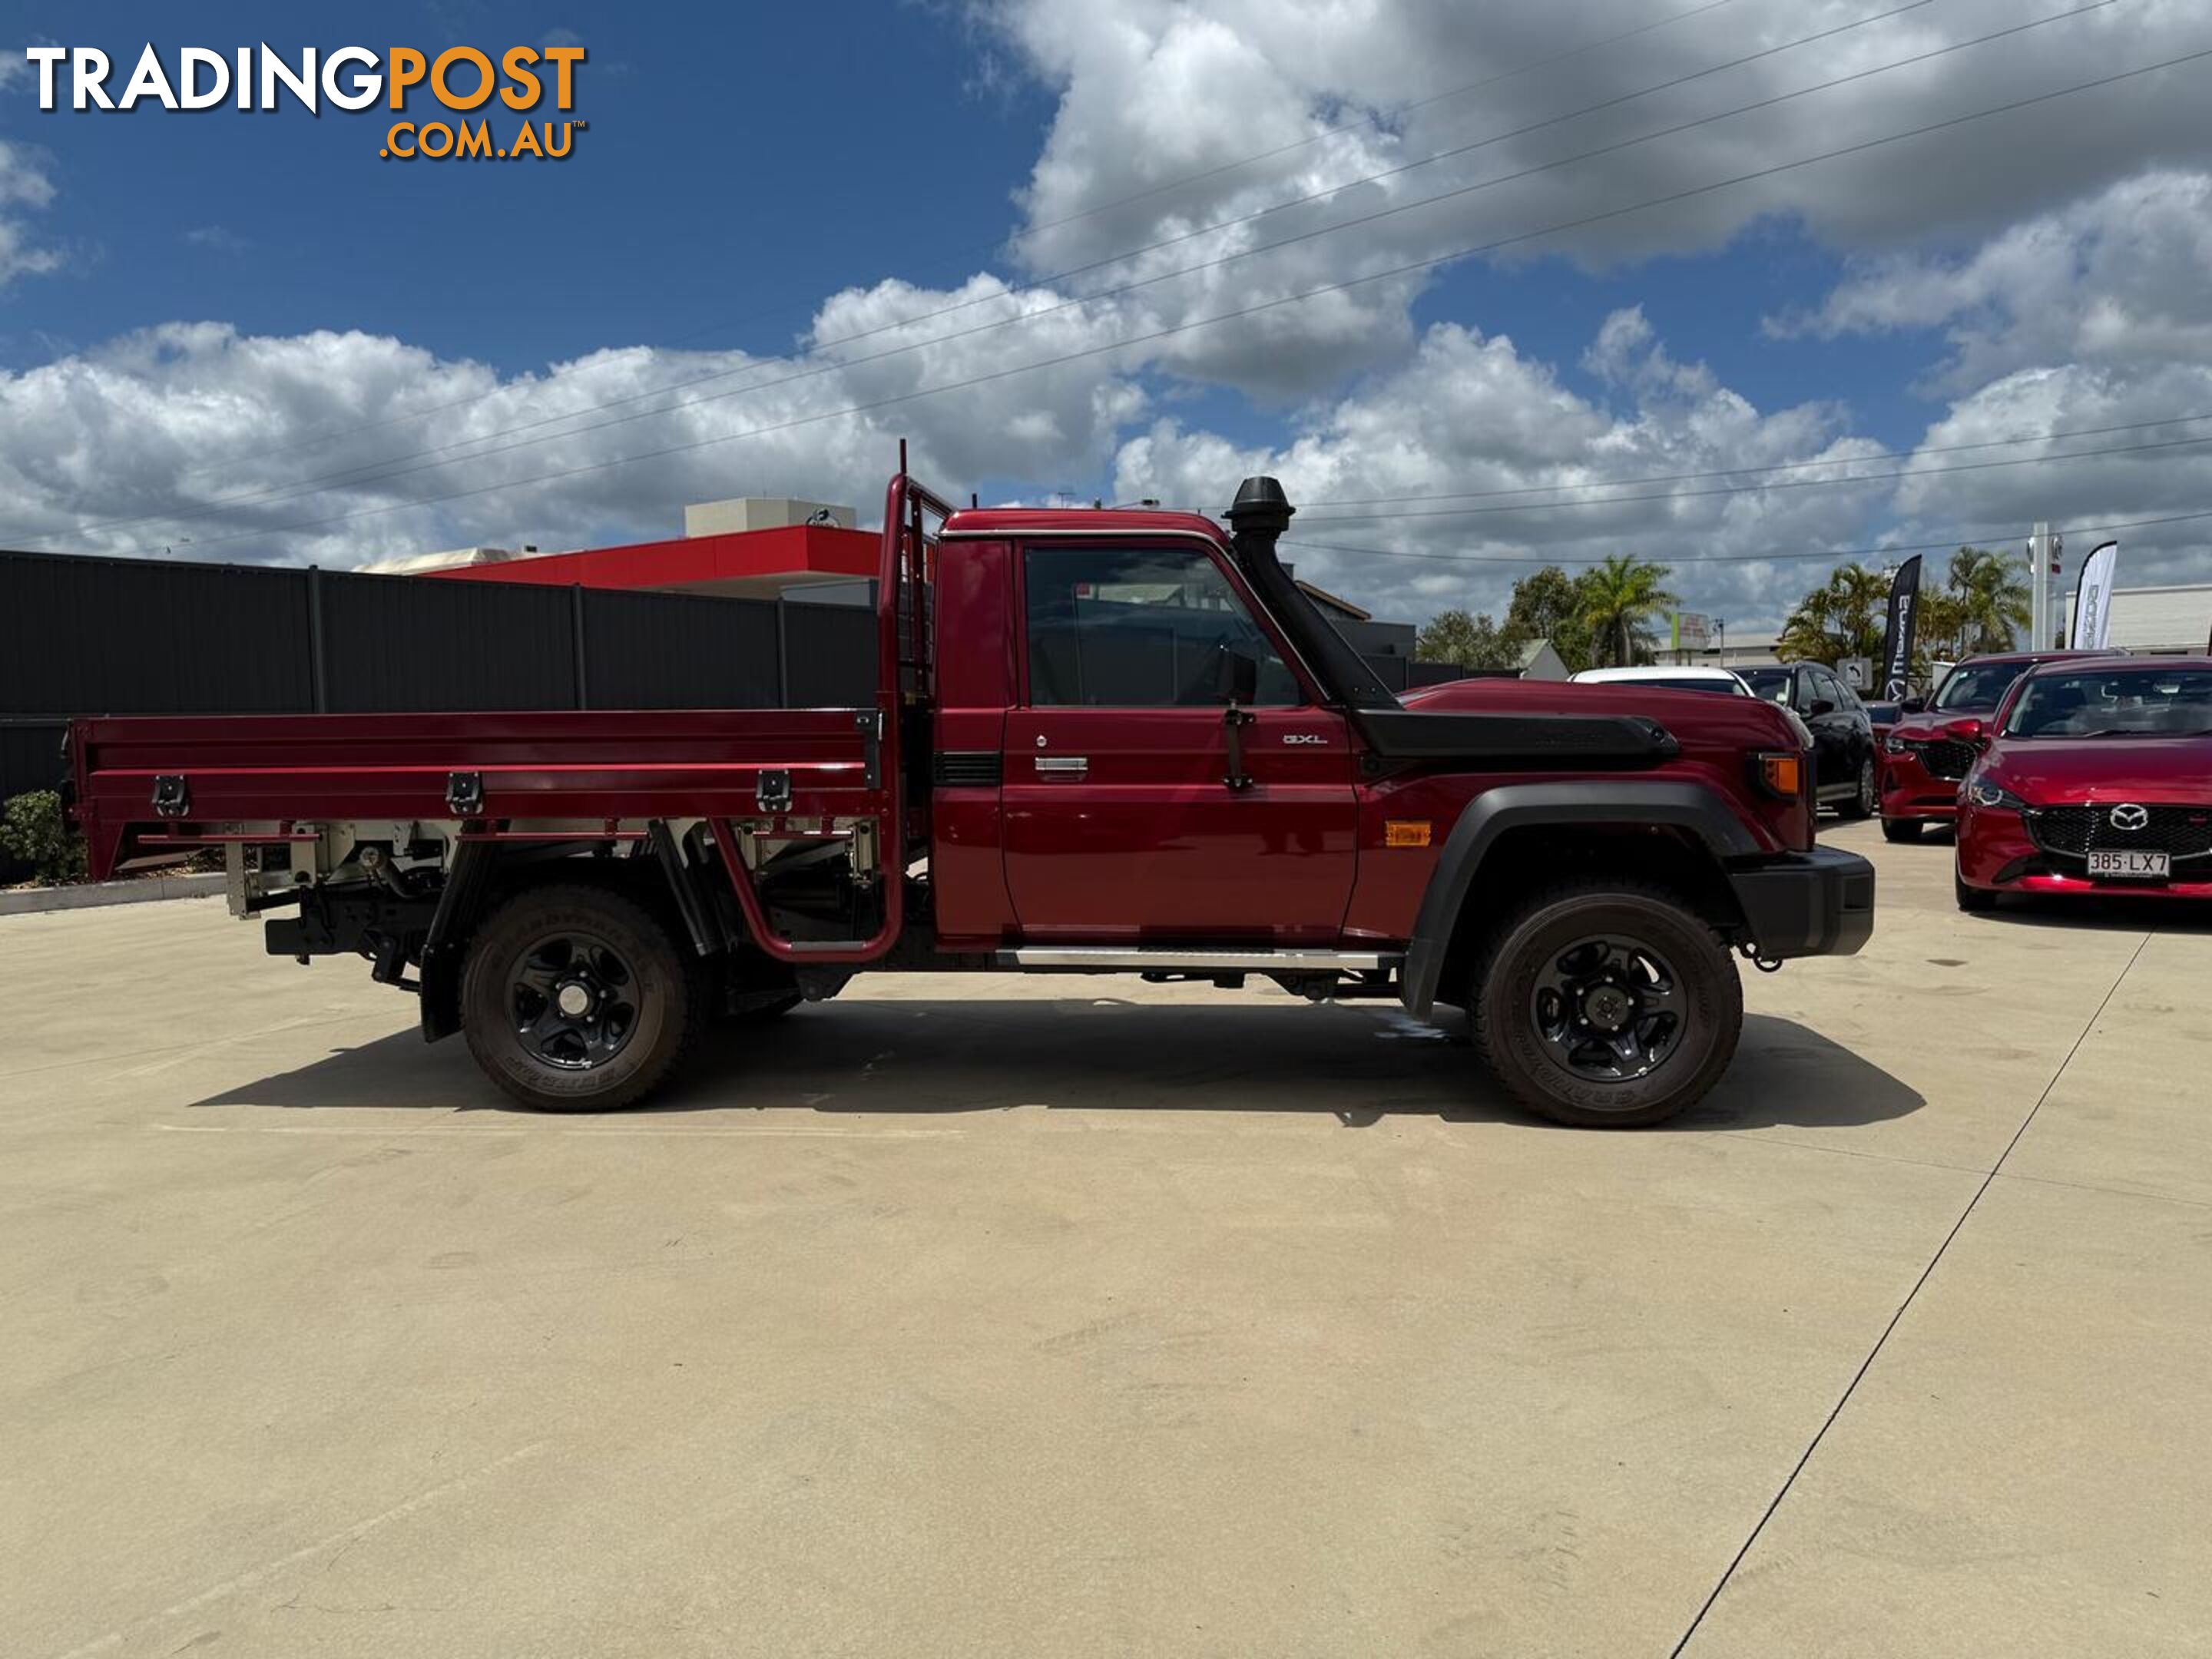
[0,549,878,837]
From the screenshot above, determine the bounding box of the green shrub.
[0,790,88,886]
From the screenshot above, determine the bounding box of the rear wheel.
[1465,882,1742,1129]
[461,883,702,1112]
[1836,756,1877,820]
[1881,816,1924,843]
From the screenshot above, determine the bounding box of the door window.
[1023,545,1301,707]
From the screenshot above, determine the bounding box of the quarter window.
[1023,545,1301,707]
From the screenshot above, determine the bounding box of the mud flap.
[419,835,496,1042]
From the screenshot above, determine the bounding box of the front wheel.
[1881,816,1923,843]
[1955,871,1998,913]
[460,883,702,1112]
[1466,883,1743,1129]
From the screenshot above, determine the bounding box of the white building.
[358,545,525,575]
[1667,631,1783,670]
[2060,581,2212,654]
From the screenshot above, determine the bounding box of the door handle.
[1034,756,1088,777]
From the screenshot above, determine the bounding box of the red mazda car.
[1879,651,2112,842]
[1955,657,2212,909]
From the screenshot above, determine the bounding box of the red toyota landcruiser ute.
[1879,651,2111,841]
[65,472,1875,1128]
[1955,656,2212,909]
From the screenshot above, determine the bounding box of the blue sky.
[6,5,1052,368]
[4,0,2208,630]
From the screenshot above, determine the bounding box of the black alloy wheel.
[1466,882,1743,1129]
[508,931,641,1071]
[461,883,702,1111]
[1529,935,1685,1083]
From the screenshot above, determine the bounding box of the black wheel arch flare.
[1399,780,1763,1019]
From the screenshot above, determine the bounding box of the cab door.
[1001,540,1359,942]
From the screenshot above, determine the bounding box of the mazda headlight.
[1966,779,2025,810]
[1883,733,1914,754]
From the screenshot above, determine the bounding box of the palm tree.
[1946,545,2030,652]
[1778,563,1889,663]
[1916,588,1971,670]
[1575,555,1677,667]
[1777,586,1839,663]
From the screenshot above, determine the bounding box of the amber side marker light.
[1754,752,1803,799]
[1384,820,1432,848]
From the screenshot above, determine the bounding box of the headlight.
[1883,733,1915,754]
[1967,779,2025,810]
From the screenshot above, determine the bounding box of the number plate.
[2087,849,2169,879]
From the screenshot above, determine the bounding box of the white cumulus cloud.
[5,1,2212,641]
[0,137,62,286]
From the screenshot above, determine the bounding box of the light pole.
[1715,618,1727,664]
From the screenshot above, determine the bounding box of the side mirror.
[1899,696,1926,714]
[1217,647,1260,707]
[1944,716,1987,749]
[1807,698,1836,718]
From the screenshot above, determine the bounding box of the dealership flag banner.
[2071,540,2119,649]
[1879,555,1922,700]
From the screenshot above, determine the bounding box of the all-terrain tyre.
[1465,882,1743,1129]
[1880,816,1923,843]
[461,882,703,1112]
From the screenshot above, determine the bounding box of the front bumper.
[1958,804,2212,899]
[1726,846,1876,959]
[1879,750,1962,822]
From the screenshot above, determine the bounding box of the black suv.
[1739,664,1878,820]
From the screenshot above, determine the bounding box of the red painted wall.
[422,524,878,591]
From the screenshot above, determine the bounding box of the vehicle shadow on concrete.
[190,1002,1921,1134]
[1961,896,2212,933]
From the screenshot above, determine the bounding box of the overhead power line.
[1299,412,2212,507]
[996,0,1759,243]
[92,41,2212,559]
[25,0,1987,547]
[1283,507,2212,568]
[1296,431,2212,524]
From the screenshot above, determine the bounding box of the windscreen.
[2002,667,2212,737]
[1737,667,1791,704]
[1932,661,2028,711]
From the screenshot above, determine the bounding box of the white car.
[1568,665,1757,697]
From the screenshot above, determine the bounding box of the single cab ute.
[67,471,1876,1127]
